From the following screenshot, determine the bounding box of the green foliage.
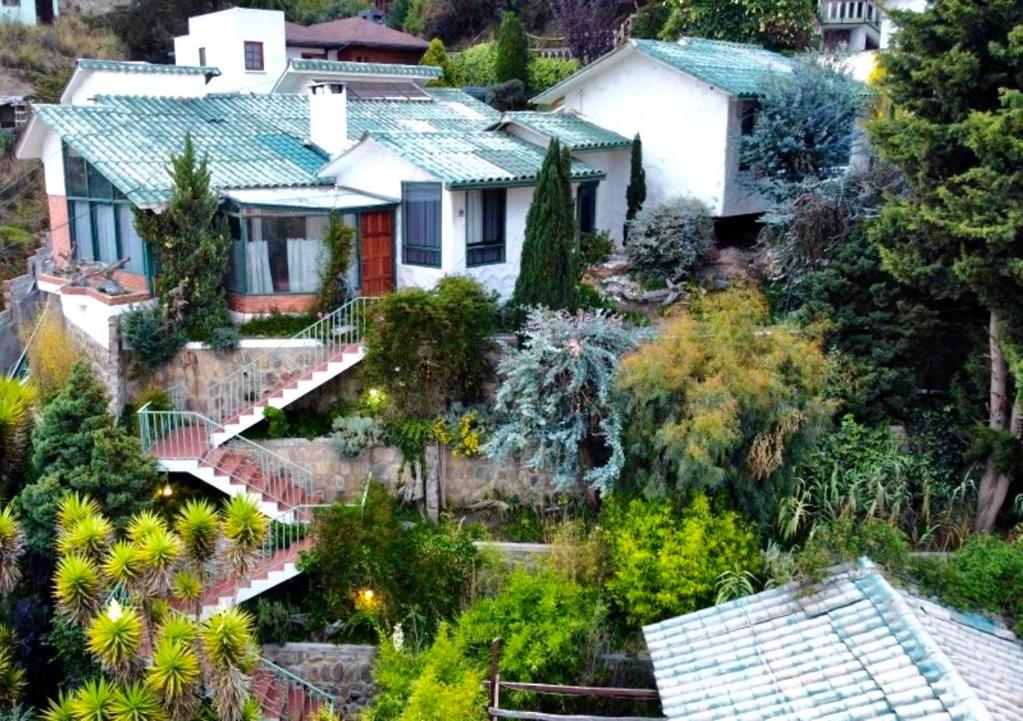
[332,415,386,457]
[512,140,578,312]
[133,135,235,350]
[261,407,288,439]
[450,42,497,86]
[301,482,479,639]
[386,0,411,29]
[661,0,815,50]
[578,230,614,271]
[30,362,111,479]
[624,196,713,283]
[629,2,670,39]
[254,599,293,645]
[420,38,457,87]
[486,308,637,491]
[237,312,318,338]
[617,287,833,524]
[625,134,646,227]
[0,379,35,498]
[780,416,975,550]
[402,0,429,35]
[364,275,498,418]
[122,306,187,373]
[604,495,759,626]
[46,613,99,690]
[495,12,529,86]
[792,517,911,583]
[527,56,578,94]
[741,56,863,206]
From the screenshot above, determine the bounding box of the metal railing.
[137,405,315,509]
[256,657,339,720]
[818,0,880,28]
[207,297,376,427]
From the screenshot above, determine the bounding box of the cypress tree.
[513,140,578,312]
[495,11,530,86]
[625,133,646,240]
[420,38,456,87]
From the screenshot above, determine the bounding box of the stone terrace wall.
[261,643,375,717]
[260,437,559,507]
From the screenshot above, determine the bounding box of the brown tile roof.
[285,17,428,50]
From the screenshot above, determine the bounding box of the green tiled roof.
[289,59,442,77]
[348,88,500,136]
[34,95,327,206]
[497,111,631,152]
[630,37,793,97]
[369,131,605,189]
[77,59,221,76]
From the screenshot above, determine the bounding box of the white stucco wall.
[0,0,58,25]
[41,132,65,196]
[174,8,287,94]
[721,99,766,217]
[553,51,734,217]
[579,149,629,244]
[64,69,210,106]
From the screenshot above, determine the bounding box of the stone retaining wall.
[261,643,375,717]
[259,437,559,507]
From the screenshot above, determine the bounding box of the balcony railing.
[818,0,880,29]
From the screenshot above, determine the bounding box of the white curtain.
[95,205,117,263]
[465,190,483,245]
[72,201,94,261]
[287,238,324,293]
[246,240,274,294]
[118,205,146,273]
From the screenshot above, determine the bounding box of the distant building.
[817,0,928,51]
[285,16,428,65]
[0,96,31,130]
[0,0,58,25]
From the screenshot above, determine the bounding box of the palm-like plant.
[0,379,35,493]
[58,514,114,562]
[103,541,143,591]
[136,527,180,596]
[174,500,219,572]
[221,496,267,578]
[126,512,167,544]
[0,506,25,595]
[156,615,196,647]
[42,691,74,721]
[86,600,143,683]
[170,570,203,619]
[146,639,199,721]
[54,553,102,624]
[71,678,116,721]
[109,682,162,721]
[201,608,258,721]
[56,494,102,537]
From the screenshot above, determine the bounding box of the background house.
[0,0,57,26]
[532,37,795,233]
[285,15,428,65]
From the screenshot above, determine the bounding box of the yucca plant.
[221,496,267,578]
[109,682,161,721]
[155,615,196,648]
[0,628,25,707]
[103,542,143,591]
[0,378,35,491]
[54,553,102,624]
[136,527,180,596]
[59,514,114,562]
[174,500,219,573]
[42,691,74,721]
[201,608,258,721]
[146,639,199,721]
[0,506,25,595]
[170,570,203,619]
[71,678,116,721]
[56,494,102,537]
[126,512,167,544]
[87,600,143,683]
[239,697,263,721]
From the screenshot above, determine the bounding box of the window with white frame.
[402,182,442,267]
[465,188,505,266]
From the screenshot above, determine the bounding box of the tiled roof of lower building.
[369,131,606,188]
[493,111,631,152]
[644,559,1023,721]
[77,59,221,76]
[347,88,500,135]
[288,59,441,77]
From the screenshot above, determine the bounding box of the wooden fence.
[486,639,663,721]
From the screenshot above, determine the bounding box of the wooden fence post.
[489,637,502,721]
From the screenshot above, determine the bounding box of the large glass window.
[402,182,441,267]
[577,182,597,235]
[64,145,146,272]
[466,188,505,266]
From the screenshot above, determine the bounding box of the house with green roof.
[532,37,796,223]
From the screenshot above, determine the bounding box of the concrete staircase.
[254,659,338,721]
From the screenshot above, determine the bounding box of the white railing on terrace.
[818,0,880,28]
[206,296,376,427]
[137,405,315,509]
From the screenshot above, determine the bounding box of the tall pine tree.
[868,0,1023,531]
[625,133,646,239]
[513,140,578,312]
[495,11,530,86]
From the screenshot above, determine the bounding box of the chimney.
[308,83,348,157]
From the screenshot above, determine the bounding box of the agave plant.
[86,599,143,683]
[71,678,116,721]
[42,691,74,721]
[136,527,181,597]
[56,494,102,537]
[0,506,25,595]
[201,608,258,721]
[146,638,200,721]
[109,682,162,721]
[58,514,114,562]
[221,496,267,578]
[174,500,219,574]
[53,553,102,625]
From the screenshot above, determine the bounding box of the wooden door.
[360,211,395,296]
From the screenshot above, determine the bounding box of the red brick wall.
[337,46,424,64]
[227,293,318,315]
[114,271,149,294]
[48,195,71,268]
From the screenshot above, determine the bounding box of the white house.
[817,0,928,52]
[531,37,795,224]
[0,0,58,26]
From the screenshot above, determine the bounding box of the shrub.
[262,408,288,440]
[254,599,293,645]
[419,38,457,87]
[486,308,638,491]
[604,495,760,626]
[449,42,497,86]
[624,197,714,283]
[495,12,529,85]
[122,306,186,373]
[579,230,615,270]
[791,516,911,584]
[454,569,602,684]
[332,415,386,458]
[20,308,83,402]
[238,312,318,339]
[527,56,579,93]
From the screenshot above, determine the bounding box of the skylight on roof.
[346,81,430,101]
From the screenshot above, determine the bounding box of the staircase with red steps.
[254,658,338,721]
